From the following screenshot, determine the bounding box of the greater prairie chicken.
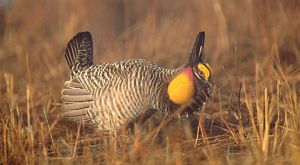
[61,31,213,131]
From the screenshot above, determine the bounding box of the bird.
[61,31,213,131]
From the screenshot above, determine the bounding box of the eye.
[197,63,211,79]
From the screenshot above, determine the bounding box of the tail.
[65,32,93,72]
[187,32,205,66]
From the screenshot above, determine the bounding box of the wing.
[61,69,148,130]
[86,69,150,130]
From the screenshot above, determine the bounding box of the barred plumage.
[61,32,213,131]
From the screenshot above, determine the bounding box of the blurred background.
[0,0,299,98]
[0,0,299,163]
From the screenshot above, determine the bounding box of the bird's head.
[167,32,213,107]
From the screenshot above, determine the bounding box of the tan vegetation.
[0,0,299,164]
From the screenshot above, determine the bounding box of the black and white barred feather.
[61,31,212,131]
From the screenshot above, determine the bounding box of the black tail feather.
[187,32,205,66]
[65,32,93,71]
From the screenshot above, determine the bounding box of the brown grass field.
[0,0,299,164]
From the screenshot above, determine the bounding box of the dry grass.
[0,0,299,164]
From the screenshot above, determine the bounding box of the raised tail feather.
[187,31,205,66]
[65,31,93,72]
